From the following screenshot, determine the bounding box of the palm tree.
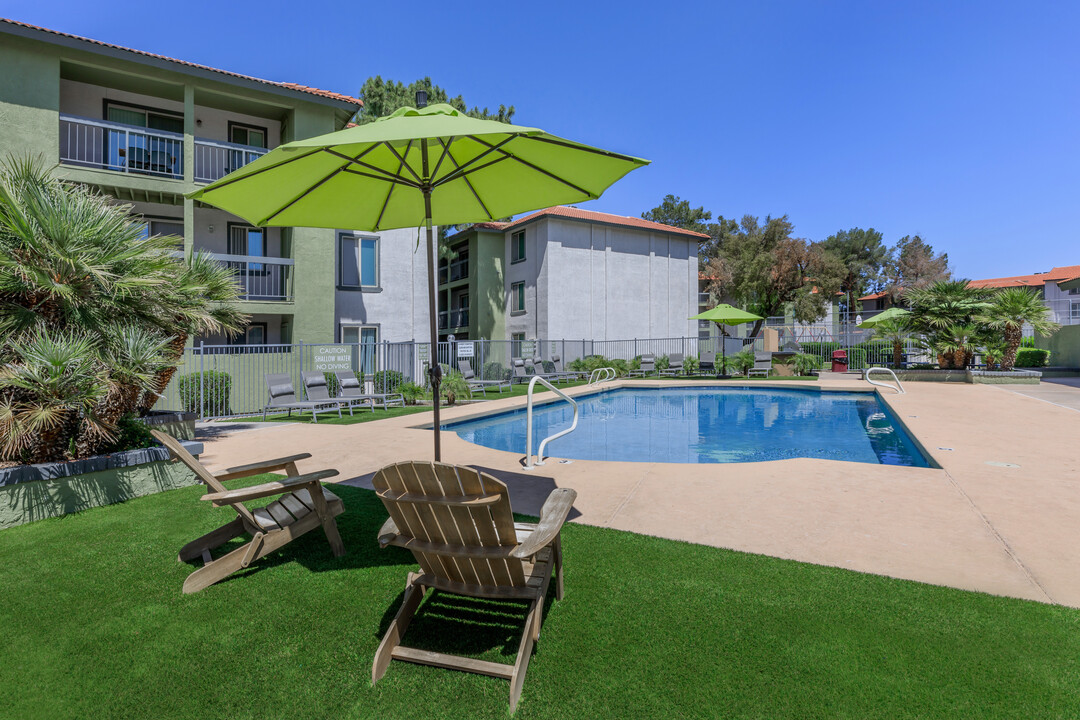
[905,280,992,368]
[0,157,246,461]
[985,287,1060,371]
[870,316,909,368]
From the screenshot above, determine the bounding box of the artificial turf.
[2,478,1078,719]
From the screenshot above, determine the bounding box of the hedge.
[1015,348,1050,368]
[799,343,868,370]
[373,370,404,392]
[177,370,231,417]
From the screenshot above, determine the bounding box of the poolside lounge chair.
[748,352,773,378]
[699,350,716,374]
[527,357,565,383]
[511,358,530,384]
[332,370,405,409]
[371,461,576,712]
[629,353,656,377]
[263,373,342,422]
[661,352,685,376]
[301,370,372,415]
[551,355,586,380]
[458,359,511,395]
[150,430,345,594]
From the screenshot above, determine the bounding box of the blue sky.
[7,1,1079,279]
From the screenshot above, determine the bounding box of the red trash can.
[831,350,848,372]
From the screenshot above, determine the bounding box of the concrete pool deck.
[197,377,1080,607]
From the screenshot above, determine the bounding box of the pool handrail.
[525,375,579,468]
[865,366,905,394]
[588,367,616,385]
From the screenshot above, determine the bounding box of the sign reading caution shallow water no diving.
[313,345,351,372]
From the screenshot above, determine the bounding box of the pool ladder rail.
[587,367,616,385]
[864,366,905,394]
[524,375,579,469]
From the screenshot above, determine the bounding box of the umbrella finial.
[415,90,428,108]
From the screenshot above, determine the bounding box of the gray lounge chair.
[551,354,586,380]
[629,353,656,377]
[332,370,405,409]
[457,360,510,395]
[511,358,530,384]
[699,350,716,374]
[661,352,684,376]
[263,373,342,422]
[302,371,372,415]
[527,357,564,383]
[748,352,773,378]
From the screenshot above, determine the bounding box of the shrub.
[730,349,755,376]
[323,372,340,397]
[482,361,509,382]
[1020,336,1036,348]
[178,370,231,417]
[439,371,472,406]
[629,355,642,372]
[791,353,823,376]
[684,355,700,375]
[656,354,670,372]
[1014,348,1050,367]
[398,382,427,406]
[373,370,404,393]
[101,414,155,453]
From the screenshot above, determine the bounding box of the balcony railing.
[438,259,469,285]
[60,114,183,179]
[194,138,268,183]
[208,253,294,302]
[438,309,469,330]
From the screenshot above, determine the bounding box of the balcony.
[698,292,711,305]
[438,258,469,285]
[209,253,294,302]
[60,114,183,179]
[194,138,268,184]
[59,115,269,183]
[438,308,469,331]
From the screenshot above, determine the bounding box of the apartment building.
[440,206,707,343]
[969,265,1080,325]
[0,18,429,348]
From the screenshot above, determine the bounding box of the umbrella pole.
[422,141,442,461]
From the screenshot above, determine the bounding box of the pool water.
[445,387,931,467]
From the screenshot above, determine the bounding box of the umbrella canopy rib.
[470,135,595,199]
[196,147,323,192]
[437,139,495,220]
[374,140,414,231]
[526,134,643,162]
[260,164,349,226]
[323,147,421,188]
[431,135,517,187]
[382,141,423,185]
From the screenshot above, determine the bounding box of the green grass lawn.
[228,404,432,425]
[1,477,1078,719]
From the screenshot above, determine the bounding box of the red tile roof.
[1,18,362,107]
[860,291,889,300]
[506,206,712,239]
[968,265,1080,289]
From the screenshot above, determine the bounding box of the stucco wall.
[1037,324,1080,368]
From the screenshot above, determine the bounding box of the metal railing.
[588,367,617,384]
[438,309,469,330]
[211,253,293,301]
[864,367,905,394]
[194,138,268,183]
[59,114,183,178]
[524,376,579,468]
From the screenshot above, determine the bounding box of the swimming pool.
[445,386,932,467]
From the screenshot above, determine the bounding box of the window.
[137,217,184,243]
[229,322,266,346]
[229,122,267,149]
[229,225,265,257]
[511,332,525,358]
[1072,301,1080,320]
[339,233,379,288]
[342,325,378,375]
[511,281,526,313]
[106,102,183,133]
[1069,287,1080,296]
[511,230,526,263]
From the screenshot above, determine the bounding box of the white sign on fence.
[457,341,475,357]
[313,345,351,371]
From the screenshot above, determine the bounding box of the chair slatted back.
[457,360,476,380]
[373,461,526,588]
[754,352,772,368]
[512,359,528,379]
[301,371,332,401]
[265,373,299,404]
[668,353,683,368]
[641,354,655,371]
[150,430,259,527]
[333,370,364,398]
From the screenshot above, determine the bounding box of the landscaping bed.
[1,477,1077,718]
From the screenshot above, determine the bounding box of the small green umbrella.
[690,304,763,377]
[189,102,648,460]
[856,307,910,328]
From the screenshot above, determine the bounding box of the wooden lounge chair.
[333,370,405,409]
[302,370,372,414]
[457,359,510,395]
[151,430,346,594]
[371,461,576,713]
[263,373,342,422]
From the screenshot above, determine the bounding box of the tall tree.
[819,227,888,322]
[356,76,515,125]
[702,215,844,337]
[883,234,951,302]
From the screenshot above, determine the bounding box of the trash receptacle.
[831,350,848,372]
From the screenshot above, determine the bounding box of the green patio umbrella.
[856,306,910,328]
[690,304,763,378]
[188,100,648,460]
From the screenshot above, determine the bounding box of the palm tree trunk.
[137,333,189,415]
[1001,326,1022,371]
[893,339,903,369]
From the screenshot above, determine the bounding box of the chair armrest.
[201,469,338,506]
[216,453,313,481]
[511,487,577,559]
[377,516,400,547]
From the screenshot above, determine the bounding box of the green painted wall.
[473,229,506,340]
[1036,324,1080,368]
[0,38,60,162]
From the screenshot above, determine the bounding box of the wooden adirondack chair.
[151,430,346,594]
[371,461,576,713]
